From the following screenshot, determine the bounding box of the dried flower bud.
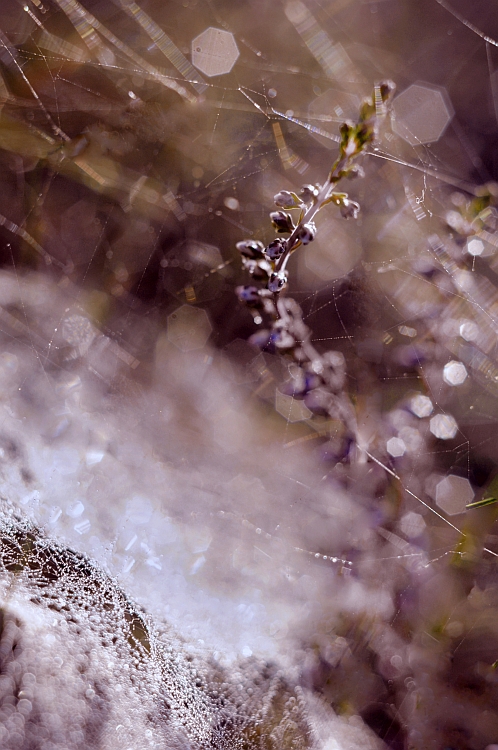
[248,329,271,349]
[322,350,345,369]
[236,239,265,259]
[242,256,272,281]
[273,190,302,209]
[282,367,322,398]
[339,198,360,220]
[268,270,288,293]
[321,351,346,390]
[271,325,295,351]
[270,211,294,233]
[297,223,316,244]
[266,238,286,260]
[236,285,262,306]
[299,184,319,203]
[304,370,322,391]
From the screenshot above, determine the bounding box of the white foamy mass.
[0,271,385,749]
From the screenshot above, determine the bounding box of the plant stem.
[275,154,351,276]
[272,154,352,315]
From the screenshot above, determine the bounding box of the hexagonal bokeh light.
[399,511,426,538]
[435,475,474,515]
[467,238,485,257]
[392,83,453,146]
[386,437,406,458]
[429,413,458,440]
[167,305,212,352]
[459,320,479,341]
[443,360,468,386]
[191,27,239,77]
[410,394,433,418]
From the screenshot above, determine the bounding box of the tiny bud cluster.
[270,211,295,233]
[273,190,303,209]
[297,223,316,244]
[299,184,320,203]
[339,198,360,220]
[235,239,265,259]
[266,239,286,260]
[268,270,288,293]
[233,82,395,455]
[235,82,394,313]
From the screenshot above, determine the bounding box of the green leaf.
[321,191,348,208]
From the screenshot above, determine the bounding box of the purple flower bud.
[236,285,262,305]
[297,223,316,245]
[327,352,346,371]
[268,271,288,293]
[321,351,346,390]
[304,371,322,391]
[339,198,360,220]
[235,239,265,259]
[266,238,286,260]
[248,329,271,349]
[299,184,319,203]
[320,435,354,464]
[281,382,305,399]
[273,190,301,209]
[270,211,294,233]
[281,368,322,398]
[242,257,271,281]
[271,327,295,351]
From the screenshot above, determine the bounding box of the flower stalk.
[236,81,395,320]
[234,81,395,457]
